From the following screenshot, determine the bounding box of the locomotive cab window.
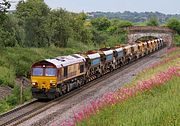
[64,67,68,77]
[80,64,84,73]
[32,68,43,76]
[45,68,57,76]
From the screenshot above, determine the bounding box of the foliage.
[0,66,15,88]
[166,18,180,34]
[44,9,71,47]
[0,0,11,22]
[108,19,133,34]
[16,0,50,47]
[0,15,20,47]
[146,16,159,26]
[91,17,111,31]
[0,86,32,114]
[88,11,180,24]
[174,34,180,46]
[0,0,131,48]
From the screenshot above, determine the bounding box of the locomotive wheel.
[61,84,67,94]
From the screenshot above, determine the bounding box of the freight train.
[31,38,164,99]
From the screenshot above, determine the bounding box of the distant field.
[77,48,180,126]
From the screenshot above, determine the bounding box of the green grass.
[0,86,32,114]
[0,45,98,87]
[78,76,180,126]
[174,35,180,46]
[129,48,180,87]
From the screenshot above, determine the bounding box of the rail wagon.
[147,40,153,53]
[159,38,164,47]
[151,40,157,51]
[137,42,145,57]
[98,48,114,74]
[124,45,132,63]
[113,46,125,68]
[31,54,86,99]
[131,44,140,59]
[157,39,161,49]
[80,51,101,81]
[154,39,159,50]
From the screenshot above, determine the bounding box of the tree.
[0,0,11,23]
[44,9,71,47]
[166,18,180,34]
[108,19,133,34]
[0,15,19,47]
[146,16,159,26]
[16,0,50,47]
[0,1,20,47]
[69,12,92,44]
[91,17,111,31]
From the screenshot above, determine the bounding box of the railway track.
[0,47,167,126]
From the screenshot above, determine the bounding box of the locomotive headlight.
[50,80,56,87]
[52,83,56,86]
[50,83,56,87]
[32,82,37,86]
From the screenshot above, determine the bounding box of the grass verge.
[78,76,180,126]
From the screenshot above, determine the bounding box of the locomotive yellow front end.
[31,61,59,99]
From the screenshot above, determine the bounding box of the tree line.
[88,11,180,24]
[0,0,180,48]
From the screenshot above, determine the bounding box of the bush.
[0,66,15,87]
[174,34,180,46]
[166,18,180,34]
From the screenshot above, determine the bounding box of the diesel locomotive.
[31,38,164,99]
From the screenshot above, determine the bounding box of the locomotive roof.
[45,54,85,68]
[87,53,101,59]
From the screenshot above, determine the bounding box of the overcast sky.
[7,0,180,14]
